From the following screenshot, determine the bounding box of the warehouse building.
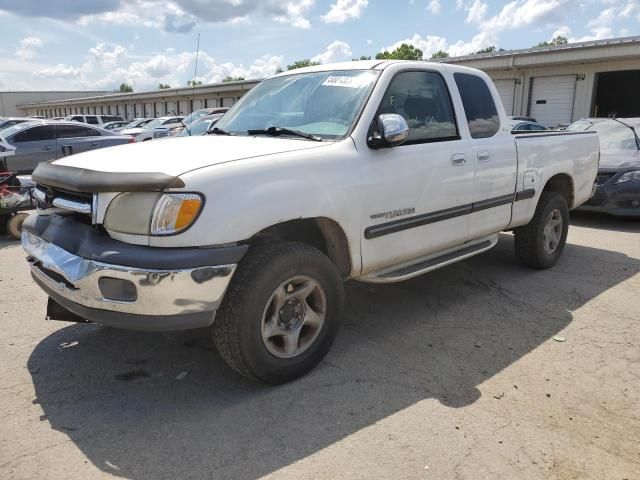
[17,36,640,128]
[17,81,259,120]
[1,91,107,117]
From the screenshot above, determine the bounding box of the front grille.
[596,173,615,186]
[35,184,93,218]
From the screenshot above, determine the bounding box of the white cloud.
[36,63,82,79]
[16,36,42,60]
[482,0,569,32]
[465,0,487,24]
[311,40,353,63]
[88,43,127,68]
[322,0,368,23]
[427,0,441,14]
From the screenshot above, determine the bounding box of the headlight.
[104,192,203,236]
[615,170,640,184]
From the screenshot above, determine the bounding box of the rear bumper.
[22,214,247,331]
[577,180,640,217]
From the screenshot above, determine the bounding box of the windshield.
[0,122,33,138]
[214,70,379,140]
[566,120,595,131]
[183,109,210,125]
[589,120,640,150]
[143,118,167,129]
[178,115,223,137]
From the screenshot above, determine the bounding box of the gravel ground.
[0,212,639,480]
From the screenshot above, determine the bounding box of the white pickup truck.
[23,61,599,383]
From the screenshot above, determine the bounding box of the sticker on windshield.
[322,75,368,88]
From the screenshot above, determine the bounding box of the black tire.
[514,191,569,269]
[213,241,345,384]
[7,213,28,240]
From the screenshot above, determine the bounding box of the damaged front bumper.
[22,214,247,331]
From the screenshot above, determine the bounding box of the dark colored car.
[570,118,640,217]
[0,121,134,174]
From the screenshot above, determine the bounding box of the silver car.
[0,121,133,174]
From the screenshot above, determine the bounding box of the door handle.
[451,154,466,166]
[42,146,53,151]
[89,142,99,147]
[478,151,490,162]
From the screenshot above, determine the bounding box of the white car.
[24,61,599,383]
[120,116,185,141]
[65,114,124,126]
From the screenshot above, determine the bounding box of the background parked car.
[121,116,184,141]
[64,114,124,126]
[0,118,35,132]
[177,107,229,132]
[569,117,640,216]
[112,118,154,133]
[506,119,548,132]
[0,121,133,174]
[102,120,130,131]
[176,113,226,137]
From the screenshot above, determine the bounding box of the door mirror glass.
[369,113,409,149]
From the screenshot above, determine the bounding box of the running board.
[361,237,497,284]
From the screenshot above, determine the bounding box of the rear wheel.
[514,192,569,269]
[213,241,344,384]
[7,213,28,240]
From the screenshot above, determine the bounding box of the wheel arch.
[249,217,352,278]
[542,173,574,208]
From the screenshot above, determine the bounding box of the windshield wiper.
[611,118,640,150]
[247,126,322,142]
[208,127,234,136]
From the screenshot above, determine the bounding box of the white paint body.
[51,61,599,279]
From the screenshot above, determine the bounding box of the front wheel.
[213,241,344,384]
[7,213,28,240]
[514,191,569,269]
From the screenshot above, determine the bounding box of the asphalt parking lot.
[0,213,639,480]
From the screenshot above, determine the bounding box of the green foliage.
[187,80,203,86]
[286,59,321,70]
[118,83,133,92]
[275,67,284,74]
[222,76,245,83]
[430,50,449,59]
[375,43,423,61]
[536,36,569,48]
[158,83,171,89]
[476,46,496,54]
[352,55,372,61]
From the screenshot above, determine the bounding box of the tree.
[222,76,245,82]
[430,50,449,59]
[187,80,203,87]
[375,43,423,61]
[536,36,568,48]
[158,83,171,89]
[119,83,133,92]
[287,59,321,71]
[275,67,284,74]
[476,46,496,54]
[352,55,372,61]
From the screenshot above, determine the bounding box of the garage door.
[529,75,576,127]
[494,79,516,115]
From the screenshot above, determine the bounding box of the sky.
[0,0,639,92]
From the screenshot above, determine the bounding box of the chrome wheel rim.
[543,208,563,255]
[260,275,327,359]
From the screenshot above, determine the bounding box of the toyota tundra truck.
[22,61,599,383]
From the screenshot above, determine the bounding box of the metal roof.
[440,35,640,63]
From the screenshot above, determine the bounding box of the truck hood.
[51,135,330,177]
[599,149,640,170]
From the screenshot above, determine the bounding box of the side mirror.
[368,113,409,149]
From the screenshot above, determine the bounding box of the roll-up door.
[493,79,516,115]
[529,75,576,127]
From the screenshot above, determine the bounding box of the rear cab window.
[85,116,99,125]
[454,73,500,139]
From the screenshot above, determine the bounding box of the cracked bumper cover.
[22,214,247,331]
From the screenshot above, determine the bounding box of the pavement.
[0,212,639,480]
